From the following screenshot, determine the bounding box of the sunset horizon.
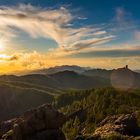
[0,0,139,74]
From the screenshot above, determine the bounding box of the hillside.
[0,66,139,123]
[0,87,140,140]
[55,87,140,140]
[49,70,109,89]
[0,70,139,139]
[0,83,54,120]
[0,71,110,90]
[83,68,112,79]
[0,74,64,95]
[0,66,139,91]
[83,66,140,89]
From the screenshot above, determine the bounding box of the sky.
[0,0,139,73]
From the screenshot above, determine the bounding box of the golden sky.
[0,4,139,74]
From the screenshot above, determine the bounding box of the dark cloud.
[9,55,19,61]
[0,54,20,61]
[67,48,140,58]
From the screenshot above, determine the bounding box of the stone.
[94,114,140,137]
[0,104,66,140]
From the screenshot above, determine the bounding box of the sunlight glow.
[0,40,4,50]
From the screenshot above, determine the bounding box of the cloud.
[111,7,136,32]
[9,54,20,60]
[134,31,140,40]
[0,4,139,73]
[68,35,114,51]
[0,53,20,61]
[0,50,139,74]
[115,7,125,25]
[77,16,88,20]
[0,4,72,43]
[0,51,56,73]
[66,44,140,58]
[0,43,139,73]
[0,4,114,56]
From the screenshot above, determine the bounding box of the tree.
[63,116,80,140]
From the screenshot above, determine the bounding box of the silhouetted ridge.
[49,70,80,77]
[0,66,139,91]
[25,65,90,75]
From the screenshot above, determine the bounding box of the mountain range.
[1,65,140,90]
[0,65,139,120]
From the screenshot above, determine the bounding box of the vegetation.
[0,67,140,139]
[63,117,80,140]
[0,83,54,120]
[55,87,140,140]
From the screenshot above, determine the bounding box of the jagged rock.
[0,118,17,137]
[0,104,66,140]
[94,114,140,137]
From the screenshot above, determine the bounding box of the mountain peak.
[116,65,131,71]
[111,66,136,90]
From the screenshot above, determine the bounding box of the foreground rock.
[0,104,66,140]
[94,114,140,137]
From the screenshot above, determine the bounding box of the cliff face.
[0,104,66,140]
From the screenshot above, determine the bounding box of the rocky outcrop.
[94,114,140,137]
[0,104,66,140]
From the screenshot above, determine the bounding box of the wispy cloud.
[65,44,140,58]
[134,31,140,41]
[110,7,137,32]
[115,7,126,25]
[0,4,114,56]
[0,4,139,72]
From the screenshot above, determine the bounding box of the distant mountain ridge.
[83,68,112,78]
[0,71,110,90]
[26,65,91,75]
[0,66,139,90]
[83,66,140,89]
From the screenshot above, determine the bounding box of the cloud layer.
[0,4,114,56]
[0,4,139,73]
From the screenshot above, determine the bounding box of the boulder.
[0,104,66,140]
[94,114,140,137]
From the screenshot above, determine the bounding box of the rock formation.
[0,104,66,140]
[94,114,140,137]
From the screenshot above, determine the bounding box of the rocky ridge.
[94,114,140,137]
[0,104,66,140]
[75,114,140,140]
